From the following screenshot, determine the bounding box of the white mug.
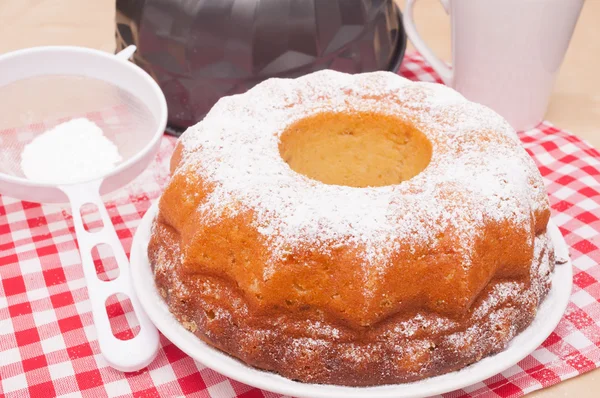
[403,0,584,131]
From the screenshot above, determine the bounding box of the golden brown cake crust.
[149,221,553,386]
[148,70,554,386]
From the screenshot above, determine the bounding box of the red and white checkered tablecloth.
[1,53,599,398]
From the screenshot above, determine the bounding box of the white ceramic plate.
[130,202,572,398]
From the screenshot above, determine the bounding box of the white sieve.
[0,46,167,372]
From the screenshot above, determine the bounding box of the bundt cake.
[148,70,554,386]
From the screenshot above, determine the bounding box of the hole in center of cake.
[278,111,432,187]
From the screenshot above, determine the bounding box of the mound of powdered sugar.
[21,118,122,185]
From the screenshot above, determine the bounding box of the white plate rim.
[130,202,572,398]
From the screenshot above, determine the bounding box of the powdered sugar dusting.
[391,313,459,338]
[177,70,548,272]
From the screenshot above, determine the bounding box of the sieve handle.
[60,179,159,372]
[116,45,137,61]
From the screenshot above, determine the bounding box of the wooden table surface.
[396,1,600,396]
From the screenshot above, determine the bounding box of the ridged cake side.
[149,224,553,385]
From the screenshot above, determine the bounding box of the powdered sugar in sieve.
[21,118,122,185]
